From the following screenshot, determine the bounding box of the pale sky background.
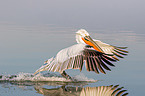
[0,0,145,33]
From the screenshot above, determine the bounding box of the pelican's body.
[34,29,128,80]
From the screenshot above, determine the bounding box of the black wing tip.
[113,49,128,56]
[114,46,129,53]
[102,72,106,74]
[103,54,117,62]
[122,93,129,96]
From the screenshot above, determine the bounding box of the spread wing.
[34,42,127,75]
[34,44,85,74]
[94,40,128,60]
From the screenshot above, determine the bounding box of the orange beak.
[82,36,104,53]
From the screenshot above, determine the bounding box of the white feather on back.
[55,43,85,63]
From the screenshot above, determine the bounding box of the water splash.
[0,72,97,82]
[73,73,97,82]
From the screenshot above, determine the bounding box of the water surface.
[0,23,145,96]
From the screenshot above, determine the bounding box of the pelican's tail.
[34,57,54,75]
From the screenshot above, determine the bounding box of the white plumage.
[34,29,128,79]
[35,43,85,74]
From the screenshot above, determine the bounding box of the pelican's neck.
[76,34,86,44]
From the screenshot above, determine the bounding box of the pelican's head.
[76,29,103,52]
[76,29,90,44]
[76,29,90,37]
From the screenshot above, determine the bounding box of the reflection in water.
[34,85,81,96]
[0,70,128,96]
[34,83,128,96]
[6,81,128,96]
[80,85,128,96]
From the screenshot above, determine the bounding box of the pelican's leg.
[61,71,72,80]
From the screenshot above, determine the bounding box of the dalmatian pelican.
[34,29,128,80]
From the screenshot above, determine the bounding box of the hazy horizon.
[0,0,145,33]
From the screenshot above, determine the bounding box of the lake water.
[0,1,145,95]
[0,23,145,96]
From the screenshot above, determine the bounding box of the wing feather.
[113,52,124,58]
[94,57,106,74]
[86,57,91,71]
[89,57,94,71]
[115,47,128,53]
[76,55,80,69]
[79,55,84,71]
[94,40,128,60]
[72,57,75,68]
[91,57,99,73]
[92,58,99,73]
[73,57,77,68]
[67,58,72,69]
[101,56,115,67]
[114,49,128,55]
[75,56,79,69]
[98,55,111,71]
